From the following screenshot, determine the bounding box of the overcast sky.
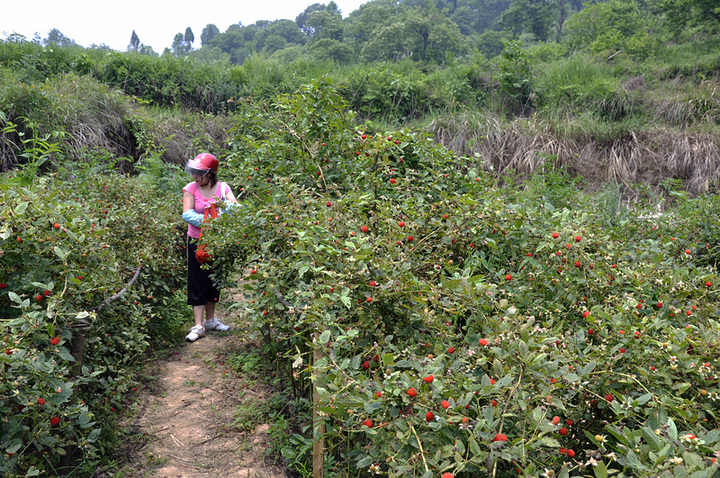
[1,0,368,53]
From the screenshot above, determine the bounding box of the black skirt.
[186,237,220,306]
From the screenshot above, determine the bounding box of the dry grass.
[428,112,720,196]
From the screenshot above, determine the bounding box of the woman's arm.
[182,190,204,227]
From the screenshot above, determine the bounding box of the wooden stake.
[312,331,325,477]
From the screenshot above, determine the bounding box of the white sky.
[1,0,368,53]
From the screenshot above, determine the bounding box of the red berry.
[360,226,369,233]
[448,347,455,354]
[706,281,713,287]
[491,399,498,406]
[408,388,418,397]
[37,398,45,405]
[53,223,60,229]
[424,375,434,384]
[559,427,568,436]
[504,274,512,281]
[657,301,663,308]
[369,281,377,287]
[390,178,396,184]
[398,221,405,227]
[426,411,434,421]
[50,337,60,346]
[492,433,507,442]
[442,474,454,478]
[0,283,6,289]
[362,419,372,428]
[325,201,332,207]
[441,400,450,409]
[50,416,60,426]
[575,235,581,242]
[366,297,372,303]
[35,294,43,302]
[567,449,575,458]
[552,232,559,239]
[479,338,488,346]
[375,391,382,398]
[582,311,590,318]
[552,416,560,425]
[587,328,594,335]
[363,361,370,370]
[605,393,613,402]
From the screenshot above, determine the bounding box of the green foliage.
[0,163,187,476]
[202,80,720,477]
[494,40,535,114]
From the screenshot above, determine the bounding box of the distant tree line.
[114,0,718,65]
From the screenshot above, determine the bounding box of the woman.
[181,153,238,342]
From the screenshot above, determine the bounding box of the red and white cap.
[185,153,218,175]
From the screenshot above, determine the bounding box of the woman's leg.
[204,301,216,322]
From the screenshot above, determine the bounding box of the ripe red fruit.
[362,419,372,428]
[0,283,6,289]
[53,223,60,229]
[504,274,512,281]
[325,201,332,207]
[566,419,573,426]
[491,399,498,406]
[685,249,691,254]
[426,411,435,421]
[398,221,405,227]
[390,178,396,184]
[44,290,51,297]
[605,393,613,402]
[366,297,372,303]
[552,232,559,239]
[360,226,369,233]
[706,281,713,287]
[361,134,367,139]
[619,347,626,353]
[657,301,663,308]
[363,361,370,370]
[442,473,454,478]
[133,387,138,392]
[552,416,560,425]
[575,261,581,268]
[441,400,450,409]
[369,280,377,287]
[479,338,488,346]
[37,398,45,405]
[559,427,568,436]
[582,311,590,318]
[250,269,257,275]
[575,235,581,242]
[375,391,382,398]
[424,375,434,384]
[50,416,60,426]
[407,236,414,242]
[35,294,43,302]
[408,388,418,397]
[50,337,60,346]
[492,433,507,442]
[567,449,575,458]
[448,347,455,354]
[587,328,594,335]
[559,448,566,455]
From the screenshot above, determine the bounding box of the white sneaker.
[204,318,230,331]
[185,325,205,342]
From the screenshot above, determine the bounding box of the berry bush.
[205,79,720,477]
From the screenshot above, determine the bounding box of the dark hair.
[206,170,218,187]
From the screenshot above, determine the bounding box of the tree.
[128,30,140,52]
[184,27,195,49]
[171,32,186,56]
[650,0,720,37]
[499,0,559,42]
[200,24,220,46]
[44,29,75,47]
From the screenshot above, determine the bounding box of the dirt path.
[115,322,287,478]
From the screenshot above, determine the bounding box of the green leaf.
[356,456,373,468]
[468,435,482,456]
[318,329,331,344]
[8,291,22,304]
[593,461,608,478]
[14,201,28,215]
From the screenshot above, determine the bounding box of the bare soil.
[113,322,287,478]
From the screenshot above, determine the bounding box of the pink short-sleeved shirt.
[183,181,231,238]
